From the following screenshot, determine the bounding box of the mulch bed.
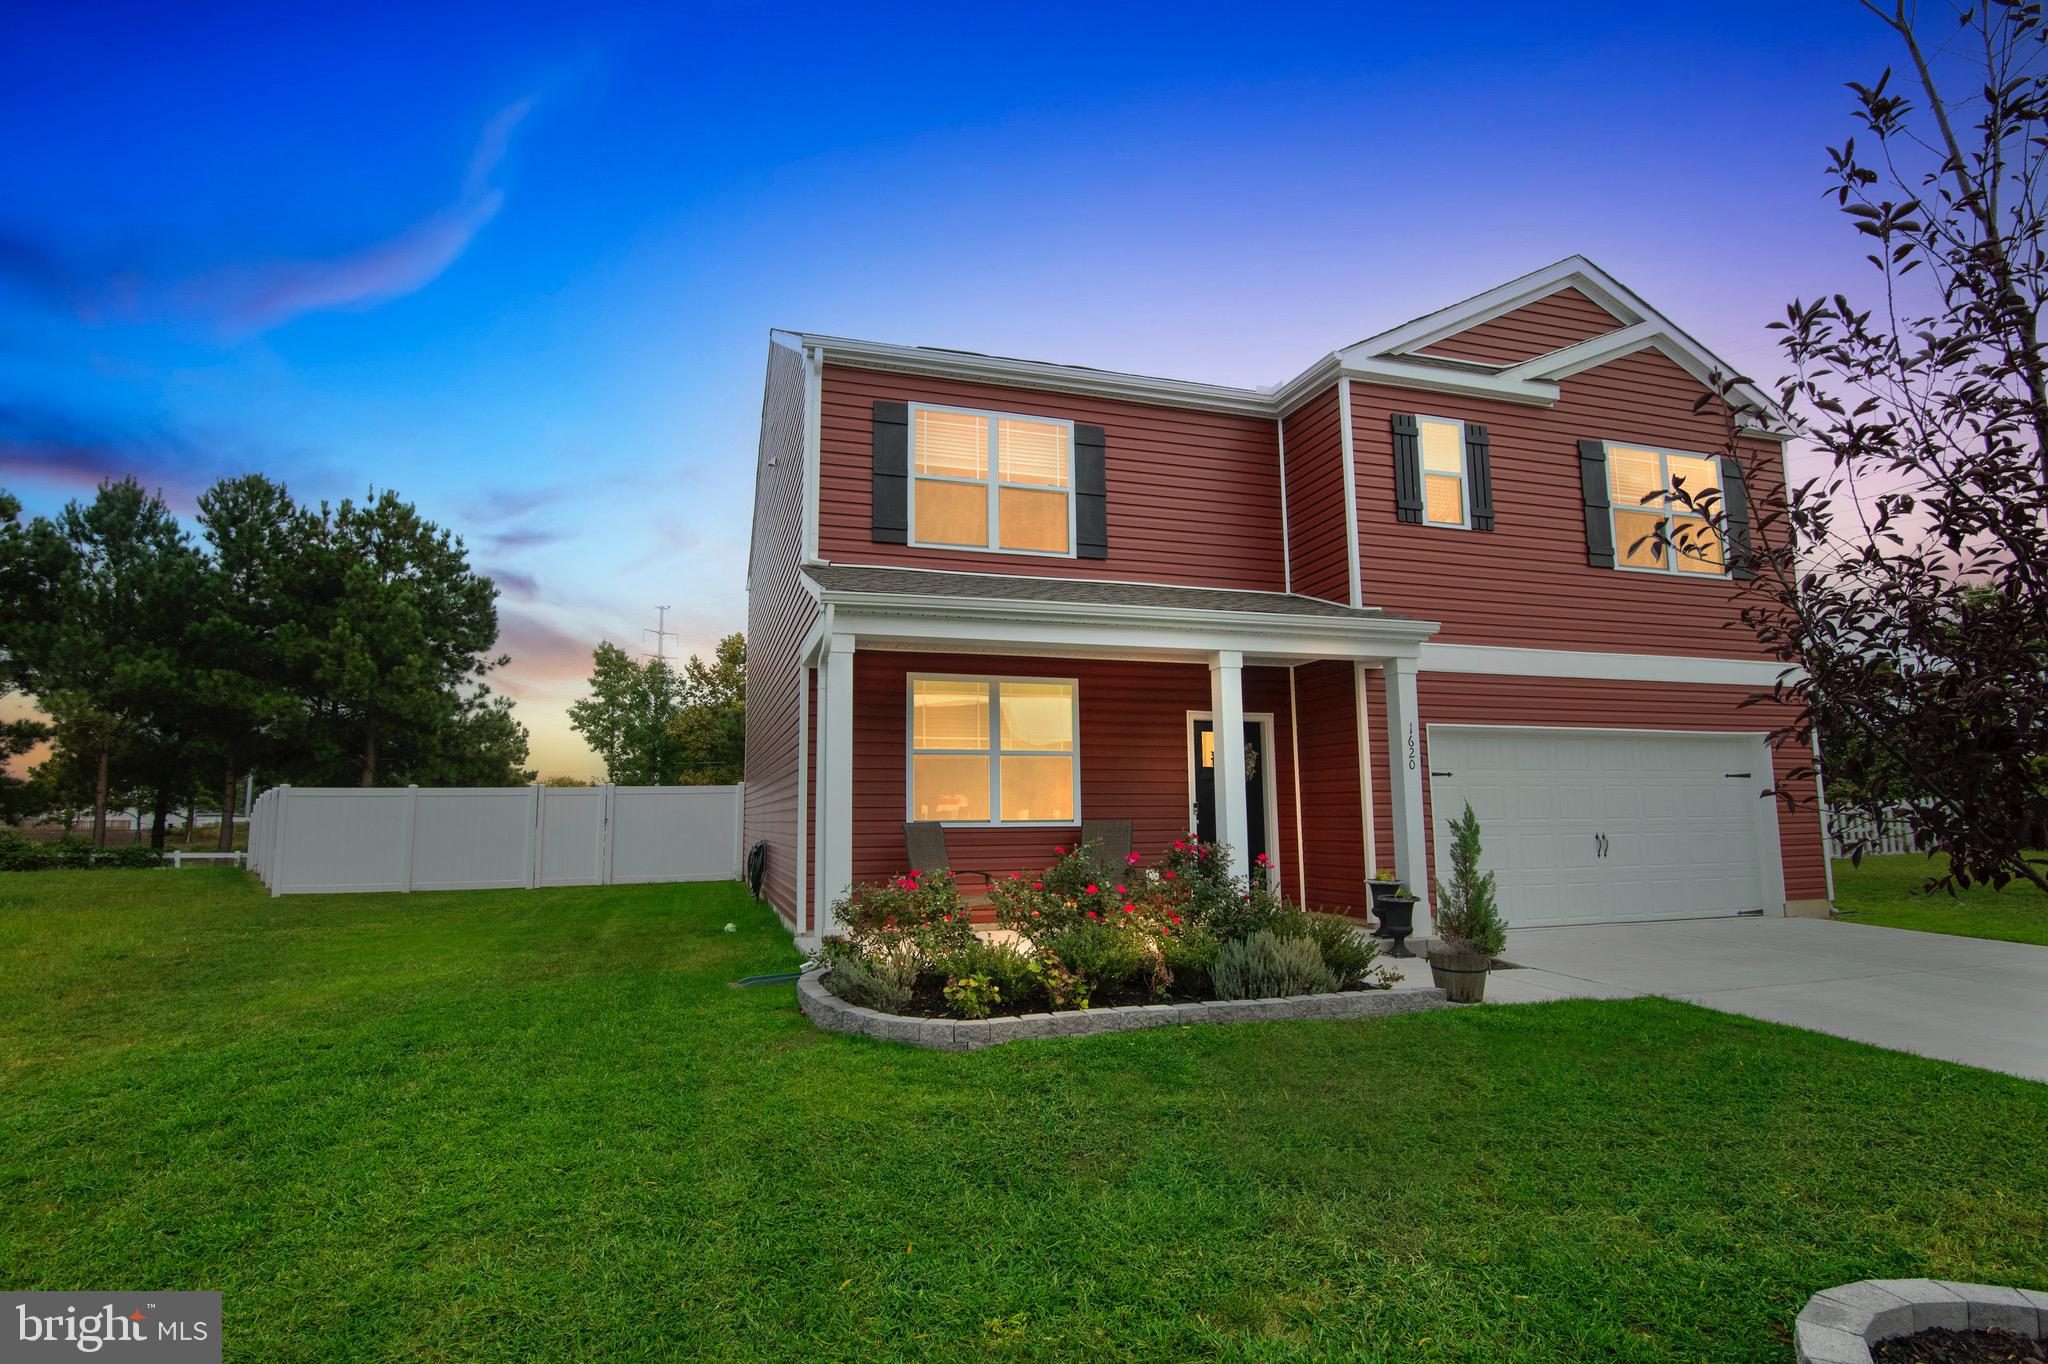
[1873,1328,2047,1364]
[892,979,1393,1019]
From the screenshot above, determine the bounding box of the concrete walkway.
[1467,916,2048,1083]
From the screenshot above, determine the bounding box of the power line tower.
[642,605,678,787]
[642,605,676,664]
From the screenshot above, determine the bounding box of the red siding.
[1292,660,1367,915]
[1351,347,1786,658]
[818,365,1284,590]
[1415,674,1828,904]
[742,340,817,927]
[1281,384,1350,603]
[849,652,1305,896]
[1417,287,1624,364]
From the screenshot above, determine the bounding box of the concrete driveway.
[1482,916,2048,1083]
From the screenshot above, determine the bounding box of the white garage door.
[1426,727,1782,928]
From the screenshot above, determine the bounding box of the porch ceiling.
[802,563,1440,665]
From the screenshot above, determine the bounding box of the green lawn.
[1832,851,2048,945]
[1,873,2042,1363]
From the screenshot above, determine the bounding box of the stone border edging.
[1795,1279,2048,1363]
[797,967,1449,1051]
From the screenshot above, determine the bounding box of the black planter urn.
[1368,885,1418,958]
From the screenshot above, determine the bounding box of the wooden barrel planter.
[1428,944,1493,1003]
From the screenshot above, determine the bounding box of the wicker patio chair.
[1080,819,1133,875]
[902,822,997,896]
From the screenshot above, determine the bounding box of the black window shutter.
[1465,423,1496,531]
[1391,414,1424,524]
[1578,439,1616,568]
[1719,454,1755,579]
[871,401,908,544]
[1075,424,1108,559]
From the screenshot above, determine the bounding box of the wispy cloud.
[0,96,538,337]
[487,566,541,601]
[492,606,598,701]
[483,525,568,553]
[0,403,329,511]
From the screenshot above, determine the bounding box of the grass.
[1832,851,2048,946]
[1,873,2042,1363]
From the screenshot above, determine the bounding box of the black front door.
[1191,719,1268,867]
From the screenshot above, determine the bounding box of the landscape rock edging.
[797,967,1450,1050]
[1794,1279,2048,1363]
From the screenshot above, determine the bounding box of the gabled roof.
[791,256,1790,439]
[1314,256,1787,433]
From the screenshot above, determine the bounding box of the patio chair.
[902,822,997,896]
[1080,819,1133,875]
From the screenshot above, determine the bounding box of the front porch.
[792,565,1441,944]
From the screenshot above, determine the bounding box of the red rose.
[1085,884,1098,894]
[1122,903,1135,913]
[1086,910,1099,919]
[1163,871,1177,880]
[1031,882,1043,889]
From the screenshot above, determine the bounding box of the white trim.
[1276,415,1291,593]
[1419,642,1793,688]
[1336,379,1363,607]
[1414,414,1471,530]
[905,401,1078,560]
[1339,356,1561,406]
[1185,710,1282,888]
[797,332,1274,417]
[1352,257,1641,358]
[1354,663,1377,875]
[1381,660,1428,918]
[1812,727,1837,904]
[817,634,856,938]
[802,344,823,564]
[1287,666,1306,894]
[794,661,810,934]
[1503,319,1662,382]
[1425,723,1788,920]
[905,673,1081,828]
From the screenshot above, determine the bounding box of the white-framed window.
[1605,441,1727,576]
[908,675,1079,825]
[908,402,1075,556]
[1417,415,1470,528]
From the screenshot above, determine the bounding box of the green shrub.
[1046,920,1156,999]
[1304,913,1381,989]
[1435,802,1506,957]
[1160,920,1219,995]
[820,941,919,1013]
[50,836,97,869]
[830,868,972,959]
[935,938,1037,1009]
[1212,930,1336,1000]
[0,830,54,871]
[97,844,166,869]
[942,973,1002,1020]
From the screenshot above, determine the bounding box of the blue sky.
[2,1,1893,777]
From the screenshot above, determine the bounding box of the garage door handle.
[1595,833,1608,858]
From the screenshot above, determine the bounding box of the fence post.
[733,782,745,880]
[402,785,420,892]
[270,785,292,897]
[601,784,616,886]
[528,783,543,890]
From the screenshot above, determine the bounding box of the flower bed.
[817,839,1409,1023]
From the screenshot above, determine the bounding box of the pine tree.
[1434,802,1506,956]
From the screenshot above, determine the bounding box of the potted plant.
[1429,802,1505,1003]
[1365,868,1418,958]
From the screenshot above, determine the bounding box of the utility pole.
[642,606,677,787]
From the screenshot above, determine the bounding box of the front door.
[1191,718,1269,868]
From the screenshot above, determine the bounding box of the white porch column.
[816,633,856,939]
[1380,657,1430,927]
[1209,649,1250,880]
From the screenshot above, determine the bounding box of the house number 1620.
[1406,724,1417,772]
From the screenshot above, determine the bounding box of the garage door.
[1426,727,1781,928]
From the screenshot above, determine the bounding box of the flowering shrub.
[819,836,1393,1019]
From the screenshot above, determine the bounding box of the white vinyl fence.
[247,783,744,896]
[1825,804,1922,859]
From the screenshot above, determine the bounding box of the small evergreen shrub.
[1046,920,1154,999]
[1304,913,1382,989]
[1212,930,1336,1000]
[1435,802,1506,957]
[820,941,918,1013]
[935,938,1037,1009]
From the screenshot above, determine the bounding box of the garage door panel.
[1430,727,1770,929]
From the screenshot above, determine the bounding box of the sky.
[1,1,1901,779]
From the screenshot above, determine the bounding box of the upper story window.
[1606,443,1726,576]
[909,675,1078,825]
[911,404,1074,556]
[1417,416,1470,528]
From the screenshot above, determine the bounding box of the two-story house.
[744,257,1830,946]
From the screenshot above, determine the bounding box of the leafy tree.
[1,479,202,843]
[0,716,52,825]
[299,490,507,786]
[1690,0,2048,893]
[672,632,745,785]
[568,642,685,785]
